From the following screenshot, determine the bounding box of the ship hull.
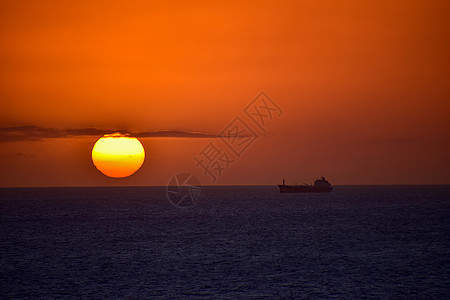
[278,185,332,193]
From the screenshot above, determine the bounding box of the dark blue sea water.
[1,186,450,299]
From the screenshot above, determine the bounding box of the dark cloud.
[0,126,218,142]
[15,151,38,157]
[134,130,218,138]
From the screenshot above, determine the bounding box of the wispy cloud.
[134,130,218,138]
[0,126,218,142]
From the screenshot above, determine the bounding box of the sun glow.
[92,133,145,178]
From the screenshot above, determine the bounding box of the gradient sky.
[1,0,449,187]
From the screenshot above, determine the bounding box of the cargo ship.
[278,177,332,193]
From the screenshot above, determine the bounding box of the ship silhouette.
[278,177,332,193]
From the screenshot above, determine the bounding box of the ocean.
[1,186,449,299]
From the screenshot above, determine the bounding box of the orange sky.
[1,0,449,186]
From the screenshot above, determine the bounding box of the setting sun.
[91,134,145,178]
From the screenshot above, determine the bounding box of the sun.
[92,133,145,178]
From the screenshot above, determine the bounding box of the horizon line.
[1,184,449,189]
